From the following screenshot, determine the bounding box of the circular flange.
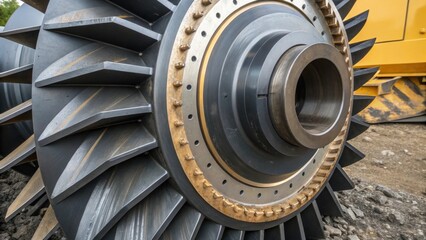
[162,0,354,228]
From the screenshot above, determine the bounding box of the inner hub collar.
[269,43,350,149]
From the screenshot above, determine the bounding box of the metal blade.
[160,205,204,240]
[284,214,306,240]
[5,169,45,221]
[316,183,343,217]
[34,43,148,87]
[301,201,325,239]
[350,39,376,65]
[344,11,369,42]
[339,142,365,167]
[222,229,245,240]
[0,64,33,84]
[265,224,284,240]
[0,26,40,48]
[353,95,375,115]
[38,87,151,146]
[330,164,355,191]
[75,157,169,240]
[354,67,379,91]
[195,220,224,240]
[52,124,157,202]
[245,230,265,240]
[35,62,152,87]
[335,0,356,20]
[112,184,185,240]
[0,99,32,125]
[44,17,160,52]
[22,0,49,13]
[0,135,36,173]
[347,116,370,140]
[108,0,175,22]
[31,206,60,240]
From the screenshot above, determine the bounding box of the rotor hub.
[165,0,353,227]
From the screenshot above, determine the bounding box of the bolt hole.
[207,163,212,168]
[233,0,237,5]
[313,159,316,164]
[191,56,197,62]
[274,190,278,195]
[257,193,262,198]
[313,16,317,21]
[302,172,305,176]
[240,190,244,195]
[187,84,192,90]
[194,140,200,146]
[201,31,207,37]
[222,180,227,185]
[290,183,293,188]
[302,4,306,9]
[188,114,193,120]
[216,13,221,19]
[321,31,325,36]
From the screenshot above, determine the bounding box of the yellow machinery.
[348,0,426,123]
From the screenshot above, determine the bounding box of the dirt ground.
[347,123,426,196]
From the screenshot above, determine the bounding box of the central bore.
[269,44,350,149]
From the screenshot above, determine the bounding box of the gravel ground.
[0,124,425,239]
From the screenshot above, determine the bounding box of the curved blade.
[353,95,375,115]
[0,25,40,48]
[110,184,185,240]
[264,224,284,240]
[335,0,356,19]
[344,11,369,41]
[160,205,204,240]
[0,99,32,125]
[0,135,36,173]
[316,183,343,217]
[32,206,59,240]
[35,62,152,87]
[347,116,370,140]
[5,169,45,221]
[245,230,265,240]
[222,229,245,240]
[330,164,355,191]
[109,0,175,22]
[35,43,148,87]
[44,17,161,52]
[196,221,224,240]
[22,0,50,13]
[0,64,33,84]
[75,157,169,240]
[52,124,157,202]
[38,87,151,146]
[284,214,306,240]
[301,201,325,239]
[339,142,366,167]
[350,38,376,65]
[354,67,379,91]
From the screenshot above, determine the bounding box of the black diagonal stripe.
[404,79,423,96]
[381,96,403,115]
[393,87,416,109]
